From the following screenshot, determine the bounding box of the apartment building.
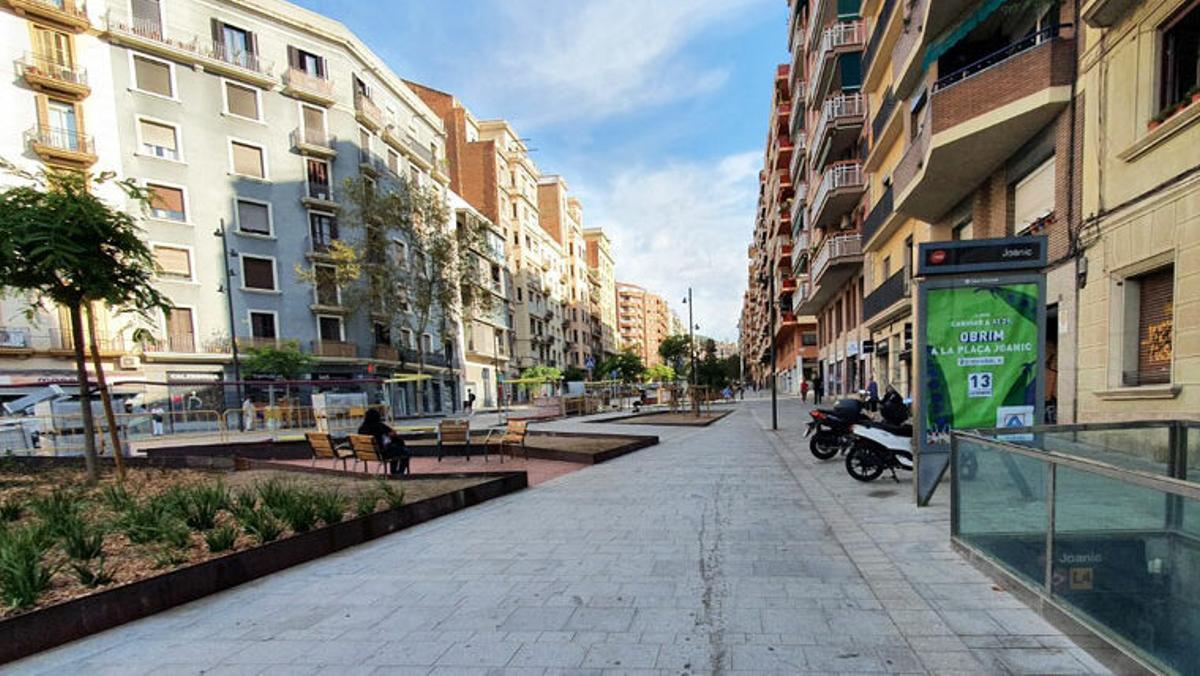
[583,228,619,359]
[616,283,671,367]
[1074,0,1200,421]
[0,0,462,415]
[538,175,594,371]
[452,192,511,409]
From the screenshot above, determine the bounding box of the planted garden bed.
[592,410,732,427]
[407,430,658,464]
[0,461,524,664]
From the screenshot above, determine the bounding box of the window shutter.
[140,120,177,151]
[247,30,258,56]
[287,45,299,69]
[149,184,184,216]
[211,18,224,45]
[231,142,264,177]
[242,257,275,290]
[134,56,171,96]
[316,54,326,78]
[236,200,269,234]
[226,82,258,119]
[1136,267,1174,385]
[154,246,191,278]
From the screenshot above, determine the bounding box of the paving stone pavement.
[9,401,1111,675]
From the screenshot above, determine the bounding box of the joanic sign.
[918,236,1046,276]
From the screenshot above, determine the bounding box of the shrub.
[0,498,22,522]
[354,493,378,518]
[119,501,171,545]
[71,559,114,588]
[276,491,318,533]
[204,523,238,553]
[239,508,282,544]
[180,482,229,531]
[100,484,135,512]
[150,547,188,569]
[374,480,405,509]
[314,490,346,526]
[0,525,55,609]
[59,518,105,561]
[231,488,258,516]
[255,479,294,515]
[30,488,80,537]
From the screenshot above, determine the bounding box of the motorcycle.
[844,392,913,482]
[805,398,870,460]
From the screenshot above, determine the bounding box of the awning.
[922,0,1007,69]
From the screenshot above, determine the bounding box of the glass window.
[318,316,342,341]
[314,265,339,306]
[1160,4,1200,112]
[132,55,171,96]
[1012,157,1055,233]
[306,158,331,199]
[309,212,337,251]
[138,119,179,160]
[302,105,325,145]
[148,184,185,221]
[249,312,276,339]
[153,246,191,279]
[225,81,259,119]
[231,141,265,178]
[241,256,275,290]
[236,199,269,235]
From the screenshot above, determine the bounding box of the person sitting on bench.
[357,408,409,475]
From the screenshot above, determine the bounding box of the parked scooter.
[845,390,913,482]
[805,397,871,460]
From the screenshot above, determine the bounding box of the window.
[230,140,265,178]
[301,105,325,145]
[387,149,399,174]
[131,54,172,97]
[147,183,185,221]
[309,212,337,251]
[358,127,372,163]
[373,322,391,345]
[1125,266,1174,386]
[314,264,339,306]
[224,81,260,120]
[153,245,191,280]
[802,331,818,346]
[1012,157,1055,234]
[249,311,276,339]
[236,199,270,235]
[952,220,974,241]
[241,255,276,291]
[421,333,433,353]
[881,256,891,280]
[287,46,326,77]
[165,307,195,352]
[33,27,72,67]
[138,119,180,160]
[212,20,257,69]
[1160,4,1200,113]
[399,328,415,349]
[306,158,331,199]
[317,316,343,341]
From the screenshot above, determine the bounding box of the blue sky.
[294,0,788,342]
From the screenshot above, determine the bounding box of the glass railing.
[952,421,1200,674]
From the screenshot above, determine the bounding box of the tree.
[312,174,493,413]
[596,349,645,383]
[657,334,691,375]
[562,365,588,382]
[0,162,169,483]
[242,340,315,381]
[642,364,675,383]
[520,365,562,382]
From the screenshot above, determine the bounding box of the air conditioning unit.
[118,355,140,370]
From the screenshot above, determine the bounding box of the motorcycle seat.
[863,420,913,437]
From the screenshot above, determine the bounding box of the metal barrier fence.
[951,421,1200,674]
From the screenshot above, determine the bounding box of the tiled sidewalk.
[9,403,1108,674]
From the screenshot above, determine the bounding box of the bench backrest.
[306,432,336,459]
[348,434,382,462]
[502,420,528,442]
[439,420,470,444]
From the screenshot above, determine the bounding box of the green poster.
[923,282,1039,446]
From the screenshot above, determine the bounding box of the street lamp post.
[686,287,697,388]
[215,219,244,405]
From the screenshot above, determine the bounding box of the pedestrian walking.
[800,379,809,403]
[242,397,255,432]
[812,375,824,405]
[151,406,164,436]
[867,378,879,411]
[466,390,476,414]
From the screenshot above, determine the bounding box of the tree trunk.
[86,303,125,481]
[416,351,425,415]
[68,304,98,484]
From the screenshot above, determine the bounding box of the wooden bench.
[436,420,472,462]
[485,420,529,461]
[305,432,354,471]
[348,434,390,475]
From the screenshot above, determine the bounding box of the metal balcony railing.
[812,234,862,282]
[813,93,866,148]
[354,92,384,129]
[862,0,897,74]
[207,41,270,75]
[862,270,910,321]
[312,340,356,358]
[282,67,334,100]
[291,127,334,152]
[812,161,864,215]
[809,20,865,101]
[935,24,1071,92]
[862,185,894,246]
[26,125,95,156]
[19,52,88,87]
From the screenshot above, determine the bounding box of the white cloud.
[473,0,770,126]
[578,150,762,342]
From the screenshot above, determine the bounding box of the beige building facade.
[616,282,671,367]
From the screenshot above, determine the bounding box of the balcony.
[775,64,790,100]
[302,181,338,210]
[290,127,337,158]
[103,9,273,87]
[26,126,96,166]
[354,92,385,131]
[44,329,125,356]
[866,87,899,170]
[810,161,865,230]
[790,80,806,135]
[862,0,898,85]
[775,103,791,136]
[18,53,89,98]
[862,270,911,324]
[861,185,897,251]
[894,27,1075,222]
[775,136,793,170]
[281,67,336,106]
[8,0,90,31]
[799,234,863,313]
[312,340,357,359]
[372,344,400,362]
[811,93,866,171]
[1082,0,1138,27]
[141,333,230,355]
[779,276,798,296]
[808,20,865,104]
[775,168,794,203]
[790,180,807,228]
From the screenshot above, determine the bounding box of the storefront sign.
[861,339,874,354]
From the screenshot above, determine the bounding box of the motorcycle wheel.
[809,433,840,460]
[845,446,885,482]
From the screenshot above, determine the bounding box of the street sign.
[585,356,596,370]
[915,236,1046,506]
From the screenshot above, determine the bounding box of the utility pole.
[216,219,244,405]
[687,287,697,388]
